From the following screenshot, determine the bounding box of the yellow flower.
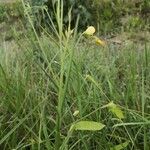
[94,36,106,47]
[84,26,96,36]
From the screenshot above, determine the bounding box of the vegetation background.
[0,0,150,149]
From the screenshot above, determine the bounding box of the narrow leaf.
[110,141,129,150]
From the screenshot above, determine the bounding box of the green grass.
[0,1,150,150]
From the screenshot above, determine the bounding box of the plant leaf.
[72,121,105,131]
[103,101,124,119]
[110,141,129,150]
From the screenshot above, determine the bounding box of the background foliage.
[30,0,150,33]
[0,0,149,34]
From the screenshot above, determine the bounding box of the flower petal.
[84,26,96,36]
